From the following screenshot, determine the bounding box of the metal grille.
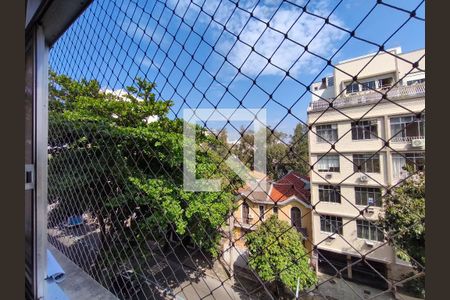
[47,0,425,299]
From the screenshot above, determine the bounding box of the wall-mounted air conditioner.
[325,173,332,179]
[365,240,375,247]
[327,234,336,240]
[411,138,425,148]
[359,175,369,182]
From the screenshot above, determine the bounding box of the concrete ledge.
[48,244,118,300]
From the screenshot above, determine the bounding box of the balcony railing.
[308,82,425,112]
[391,136,425,143]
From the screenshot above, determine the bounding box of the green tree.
[245,215,317,298]
[232,126,290,180]
[287,123,310,175]
[379,167,425,297]
[47,72,240,257]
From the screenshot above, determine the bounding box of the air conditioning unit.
[325,173,333,179]
[365,240,375,247]
[359,175,369,182]
[327,234,336,240]
[411,138,425,148]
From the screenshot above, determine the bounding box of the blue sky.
[50,0,425,139]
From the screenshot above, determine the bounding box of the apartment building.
[307,47,425,288]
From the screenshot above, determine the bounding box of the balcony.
[308,82,425,112]
[391,136,425,143]
[234,217,258,229]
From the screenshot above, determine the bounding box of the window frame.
[259,205,265,220]
[355,187,382,207]
[290,207,302,230]
[353,154,381,173]
[390,115,425,140]
[317,154,340,172]
[318,185,341,203]
[320,215,343,234]
[406,78,425,86]
[392,152,425,179]
[361,80,376,91]
[346,82,360,94]
[356,219,385,242]
[316,124,338,143]
[351,120,378,140]
[242,202,250,224]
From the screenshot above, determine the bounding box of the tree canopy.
[231,123,309,180]
[245,215,317,297]
[379,168,425,298]
[48,71,241,257]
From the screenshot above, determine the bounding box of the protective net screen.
[47,0,425,299]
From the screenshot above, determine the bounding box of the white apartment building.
[307,47,425,289]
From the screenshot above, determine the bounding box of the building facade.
[224,171,315,271]
[307,47,425,288]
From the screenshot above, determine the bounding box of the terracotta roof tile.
[238,171,310,204]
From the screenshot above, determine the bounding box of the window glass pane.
[353,154,380,173]
[316,124,338,143]
[351,120,378,140]
[361,81,376,91]
[317,155,340,172]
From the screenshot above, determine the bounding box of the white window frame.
[318,185,341,203]
[317,155,340,172]
[390,115,425,142]
[355,187,382,207]
[353,154,381,173]
[351,120,378,140]
[356,219,384,242]
[392,152,425,179]
[316,124,338,143]
[320,215,343,234]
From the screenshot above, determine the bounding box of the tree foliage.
[231,123,309,180]
[48,71,240,256]
[245,215,317,297]
[379,169,425,268]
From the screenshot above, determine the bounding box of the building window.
[242,202,250,224]
[327,76,334,87]
[357,220,384,241]
[355,187,382,207]
[390,115,425,142]
[392,152,425,179]
[316,124,338,143]
[346,82,359,94]
[319,185,341,203]
[320,215,343,234]
[378,77,393,88]
[317,155,340,172]
[353,154,380,173]
[291,207,302,231]
[406,78,425,86]
[361,80,376,91]
[273,206,278,215]
[259,205,265,220]
[351,120,377,140]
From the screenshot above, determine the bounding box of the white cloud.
[128,0,346,78]
[219,0,346,77]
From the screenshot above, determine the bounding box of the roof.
[238,171,311,205]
